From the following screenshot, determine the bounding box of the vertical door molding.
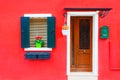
[66,11,99,80]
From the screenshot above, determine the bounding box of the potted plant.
[34,36,44,48]
[62,24,69,30]
[62,24,69,35]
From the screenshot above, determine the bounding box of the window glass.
[79,19,90,49]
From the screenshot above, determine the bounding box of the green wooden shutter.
[47,17,56,48]
[20,17,30,48]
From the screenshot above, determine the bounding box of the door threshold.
[68,72,98,76]
[68,72,98,80]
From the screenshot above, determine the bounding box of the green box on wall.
[100,26,109,39]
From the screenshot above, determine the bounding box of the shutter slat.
[30,33,47,36]
[30,31,47,33]
[30,36,47,39]
[47,17,56,48]
[30,22,47,25]
[30,17,47,22]
[30,24,47,28]
[21,17,30,48]
[30,28,47,31]
[30,29,47,33]
[30,38,47,40]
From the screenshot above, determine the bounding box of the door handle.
[83,50,86,53]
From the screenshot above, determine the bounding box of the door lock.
[83,50,86,53]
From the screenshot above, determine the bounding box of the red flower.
[35,36,42,40]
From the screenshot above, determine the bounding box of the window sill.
[24,47,52,51]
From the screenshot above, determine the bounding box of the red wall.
[0,0,120,80]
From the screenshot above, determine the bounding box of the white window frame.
[24,14,52,51]
[65,11,99,80]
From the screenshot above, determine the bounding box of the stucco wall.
[0,0,120,80]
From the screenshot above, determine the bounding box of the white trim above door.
[65,11,99,80]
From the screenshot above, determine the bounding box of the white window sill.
[24,47,52,51]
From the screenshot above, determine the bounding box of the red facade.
[0,0,120,80]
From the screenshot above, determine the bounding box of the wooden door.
[70,16,92,72]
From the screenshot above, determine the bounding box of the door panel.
[70,17,92,72]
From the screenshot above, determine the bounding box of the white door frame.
[66,11,99,80]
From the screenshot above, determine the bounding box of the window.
[20,14,56,51]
